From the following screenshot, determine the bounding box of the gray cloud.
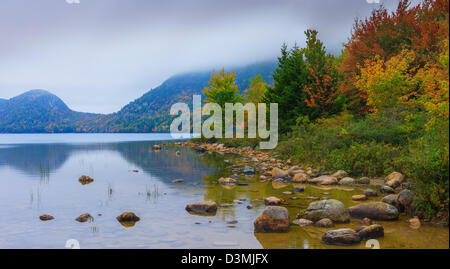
[0,0,409,113]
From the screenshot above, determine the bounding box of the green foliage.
[244,74,269,104]
[203,68,243,108]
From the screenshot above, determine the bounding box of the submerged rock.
[78,175,94,185]
[408,216,421,229]
[348,202,399,220]
[293,186,305,193]
[361,217,372,225]
[300,199,350,223]
[194,146,207,153]
[185,201,217,214]
[322,228,361,245]
[76,213,93,223]
[39,214,54,221]
[254,206,289,233]
[397,189,416,215]
[243,167,255,175]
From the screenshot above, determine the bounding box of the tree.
[263,43,308,134]
[244,74,269,104]
[203,68,243,107]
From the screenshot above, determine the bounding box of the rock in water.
[292,218,314,226]
[385,172,404,188]
[355,177,371,184]
[315,218,334,227]
[254,206,289,233]
[243,167,255,175]
[361,217,372,225]
[39,214,54,221]
[331,170,348,179]
[352,194,367,201]
[264,196,283,205]
[381,194,399,209]
[380,185,395,194]
[152,145,162,150]
[397,189,416,215]
[218,177,237,185]
[339,177,355,185]
[78,175,94,185]
[357,224,384,240]
[408,217,421,229]
[322,229,361,245]
[363,189,378,197]
[300,199,350,223]
[185,201,217,214]
[172,179,184,183]
[308,175,338,185]
[76,213,93,223]
[194,146,207,153]
[292,172,309,183]
[348,202,399,220]
[293,186,305,193]
[116,212,140,222]
[271,168,287,178]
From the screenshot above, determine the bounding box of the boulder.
[218,177,237,185]
[271,168,287,178]
[39,214,54,221]
[339,177,355,185]
[315,218,334,228]
[264,196,283,205]
[331,170,348,179]
[357,224,384,240]
[300,199,350,223]
[321,229,361,245]
[363,189,378,197]
[78,175,94,185]
[116,212,140,222]
[292,218,314,226]
[292,173,309,183]
[355,177,371,184]
[76,213,93,223]
[172,179,184,183]
[352,194,367,201]
[185,202,217,214]
[254,206,289,233]
[385,172,404,188]
[381,194,399,208]
[397,189,416,215]
[287,166,304,176]
[348,202,399,220]
[380,185,395,194]
[308,175,338,185]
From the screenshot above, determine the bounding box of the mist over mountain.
[0,61,276,133]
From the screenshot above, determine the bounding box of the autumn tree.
[203,68,243,108]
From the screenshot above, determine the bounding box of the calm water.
[0,134,448,249]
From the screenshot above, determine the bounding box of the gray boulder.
[348,202,399,220]
[300,199,350,223]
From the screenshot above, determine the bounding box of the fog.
[0,0,413,113]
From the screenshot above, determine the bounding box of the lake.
[0,134,448,249]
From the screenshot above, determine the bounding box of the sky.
[0,0,418,114]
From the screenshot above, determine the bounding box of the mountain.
[0,60,277,133]
[0,89,98,133]
[90,60,277,132]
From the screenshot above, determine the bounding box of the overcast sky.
[0,0,415,114]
